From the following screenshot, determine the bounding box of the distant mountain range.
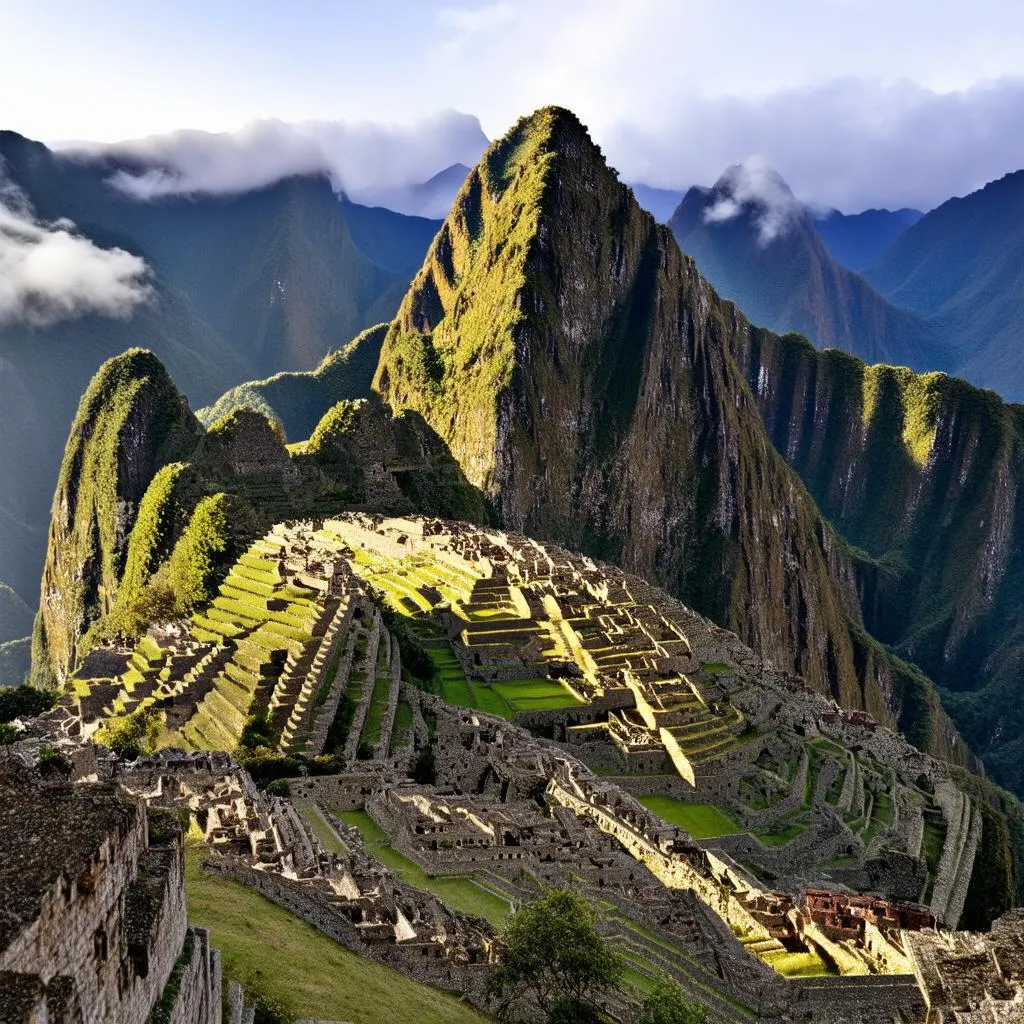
[866,170,1024,400]
[813,207,923,270]
[670,161,1024,403]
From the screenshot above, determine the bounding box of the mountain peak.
[704,158,803,245]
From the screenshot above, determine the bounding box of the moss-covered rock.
[373,106,948,752]
[34,349,203,682]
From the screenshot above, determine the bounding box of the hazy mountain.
[813,207,923,270]
[362,162,473,219]
[668,165,946,370]
[627,182,687,222]
[866,170,1024,401]
[0,583,32,646]
[338,197,442,276]
[0,129,440,617]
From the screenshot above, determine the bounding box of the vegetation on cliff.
[197,323,390,441]
[735,329,1024,794]
[33,349,203,684]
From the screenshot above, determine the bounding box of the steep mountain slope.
[196,323,388,440]
[668,168,945,370]
[866,170,1024,401]
[372,107,969,765]
[33,349,204,683]
[734,330,1024,792]
[813,207,922,271]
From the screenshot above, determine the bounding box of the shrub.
[104,706,161,760]
[0,685,57,723]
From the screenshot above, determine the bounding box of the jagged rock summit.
[372,106,963,759]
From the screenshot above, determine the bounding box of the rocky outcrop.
[372,107,970,764]
[34,349,203,685]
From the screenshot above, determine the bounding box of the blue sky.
[3,0,1024,209]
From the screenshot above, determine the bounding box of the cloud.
[703,157,804,245]
[607,77,1024,213]
[0,180,151,327]
[66,112,489,212]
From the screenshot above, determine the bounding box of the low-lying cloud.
[66,112,489,214]
[0,181,151,327]
[608,77,1024,213]
[703,157,804,245]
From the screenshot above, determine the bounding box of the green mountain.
[373,107,969,768]
[735,330,1024,792]
[668,169,946,370]
[196,323,388,440]
[32,349,486,684]
[33,107,1024,796]
[866,169,1024,401]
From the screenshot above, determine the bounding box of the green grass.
[922,818,947,879]
[184,842,486,1023]
[755,822,807,846]
[360,674,393,748]
[298,804,349,856]
[700,662,733,675]
[337,811,511,928]
[637,797,742,839]
[389,699,413,754]
[763,950,836,978]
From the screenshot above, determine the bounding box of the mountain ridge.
[372,106,971,769]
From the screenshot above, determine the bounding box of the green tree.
[635,976,707,1024]
[488,889,622,1022]
[0,684,57,723]
[103,706,161,759]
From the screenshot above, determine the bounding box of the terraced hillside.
[58,514,1013,932]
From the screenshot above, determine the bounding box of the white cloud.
[69,112,489,211]
[0,181,151,327]
[703,158,804,245]
[607,77,1024,212]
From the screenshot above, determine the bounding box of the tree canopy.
[487,888,622,1022]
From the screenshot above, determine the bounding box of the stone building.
[0,759,221,1024]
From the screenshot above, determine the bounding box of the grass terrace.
[337,810,512,928]
[637,797,743,840]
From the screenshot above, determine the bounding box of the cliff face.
[372,108,970,764]
[34,350,203,683]
[735,330,1024,791]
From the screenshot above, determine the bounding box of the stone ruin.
[0,754,222,1024]
[22,513,1024,1023]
